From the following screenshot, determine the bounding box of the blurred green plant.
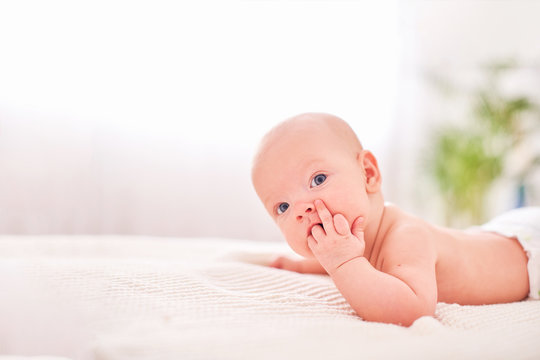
[426,61,539,226]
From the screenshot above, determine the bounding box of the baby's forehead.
[254,138,344,181]
[253,113,361,176]
[257,130,329,165]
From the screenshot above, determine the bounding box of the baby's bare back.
[432,225,529,304]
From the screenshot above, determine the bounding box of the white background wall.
[0,1,400,241]
[390,0,540,224]
[0,0,539,241]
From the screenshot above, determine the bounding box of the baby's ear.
[357,150,382,193]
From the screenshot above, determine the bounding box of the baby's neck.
[363,201,396,262]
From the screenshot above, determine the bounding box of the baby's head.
[251,113,383,257]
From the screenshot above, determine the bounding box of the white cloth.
[480,206,540,299]
[1,235,540,360]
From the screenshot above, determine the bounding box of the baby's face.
[252,126,373,258]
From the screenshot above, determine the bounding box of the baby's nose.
[295,202,314,222]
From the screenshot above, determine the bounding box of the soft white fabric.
[1,235,540,360]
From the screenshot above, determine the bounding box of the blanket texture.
[1,236,539,360]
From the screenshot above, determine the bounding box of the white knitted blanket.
[1,235,539,360]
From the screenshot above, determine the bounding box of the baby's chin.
[288,241,315,259]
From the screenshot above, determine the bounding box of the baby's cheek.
[286,236,314,258]
[278,223,313,258]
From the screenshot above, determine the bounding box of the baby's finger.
[314,200,336,234]
[351,216,365,239]
[333,214,350,236]
[270,256,300,272]
[311,224,326,241]
[307,235,318,251]
[270,256,284,269]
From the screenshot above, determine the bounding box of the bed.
[1,235,540,359]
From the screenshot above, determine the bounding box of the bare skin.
[251,113,529,326]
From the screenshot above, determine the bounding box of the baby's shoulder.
[384,221,432,247]
[383,206,432,242]
[379,212,436,260]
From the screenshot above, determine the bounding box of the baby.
[251,112,540,326]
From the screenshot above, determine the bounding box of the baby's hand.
[270,256,303,272]
[308,199,365,274]
[270,256,327,274]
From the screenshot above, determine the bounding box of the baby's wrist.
[328,255,368,276]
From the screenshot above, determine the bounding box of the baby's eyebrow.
[301,158,325,170]
[262,191,280,209]
[262,195,273,207]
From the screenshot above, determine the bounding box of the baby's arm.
[270,256,328,274]
[330,240,437,326]
[311,201,437,326]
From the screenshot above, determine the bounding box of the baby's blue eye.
[277,202,289,215]
[310,174,327,187]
